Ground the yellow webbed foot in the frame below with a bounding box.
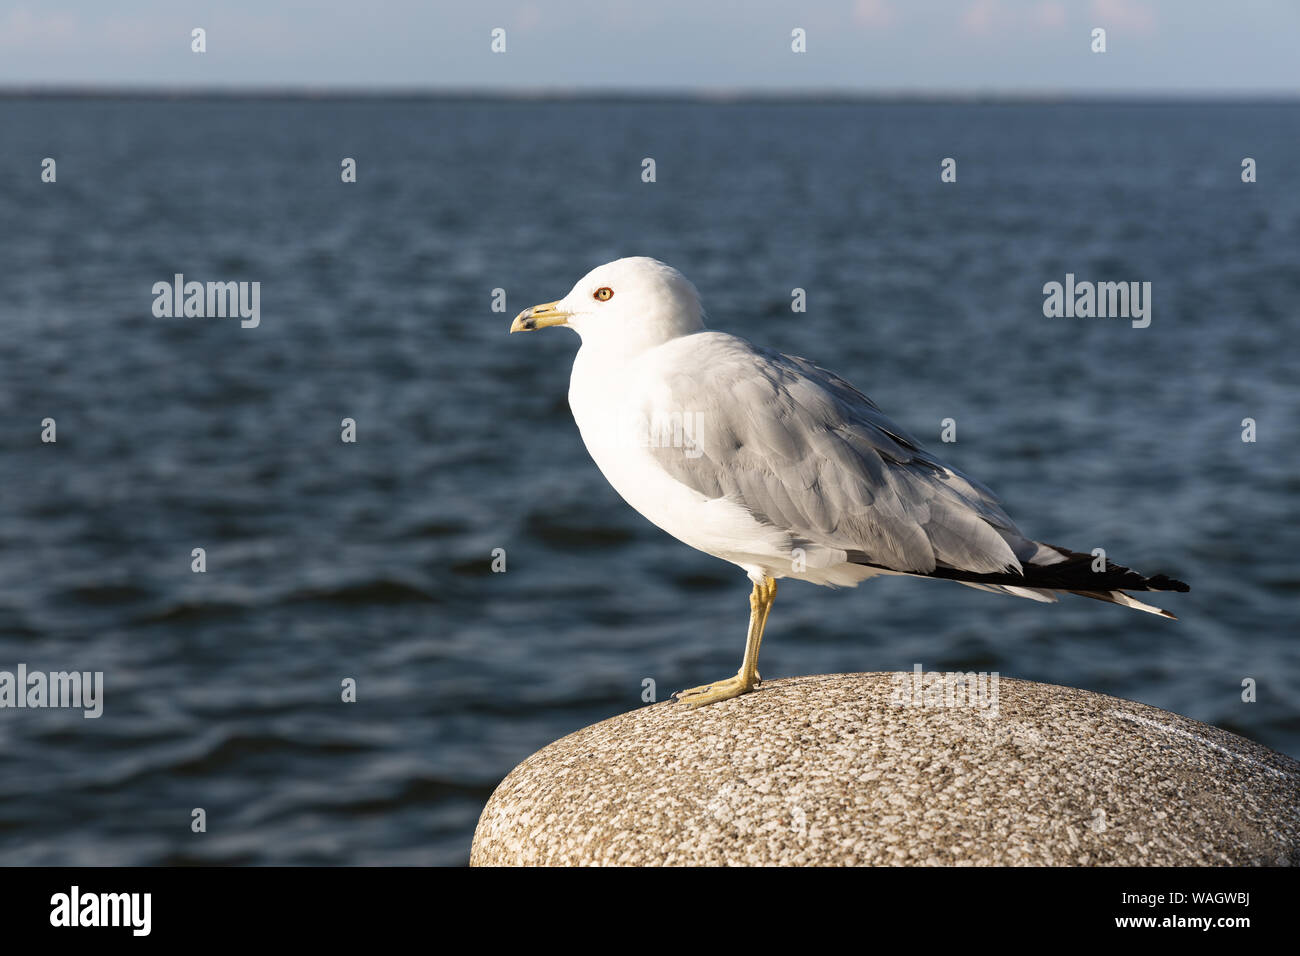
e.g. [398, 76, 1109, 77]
[673, 672, 759, 708]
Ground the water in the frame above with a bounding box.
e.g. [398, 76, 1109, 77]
[1, 97, 1297, 865]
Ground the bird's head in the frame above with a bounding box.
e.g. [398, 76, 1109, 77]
[510, 257, 705, 355]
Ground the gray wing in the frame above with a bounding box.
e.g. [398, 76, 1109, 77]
[643, 332, 1027, 575]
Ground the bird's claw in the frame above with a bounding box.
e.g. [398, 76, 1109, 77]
[673, 672, 759, 708]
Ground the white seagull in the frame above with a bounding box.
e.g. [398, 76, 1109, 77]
[511, 257, 1189, 707]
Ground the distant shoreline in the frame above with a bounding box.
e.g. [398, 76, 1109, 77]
[3, 87, 1299, 105]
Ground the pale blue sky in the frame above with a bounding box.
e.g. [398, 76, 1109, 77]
[1, 0, 1296, 94]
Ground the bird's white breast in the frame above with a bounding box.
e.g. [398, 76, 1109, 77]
[567, 341, 791, 576]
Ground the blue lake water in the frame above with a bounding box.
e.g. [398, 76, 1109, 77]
[0, 98, 1297, 864]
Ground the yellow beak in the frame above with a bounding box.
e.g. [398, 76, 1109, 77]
[510, 300, 572, 333]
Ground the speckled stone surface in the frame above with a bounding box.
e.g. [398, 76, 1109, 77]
[472, 673, 1300, 866]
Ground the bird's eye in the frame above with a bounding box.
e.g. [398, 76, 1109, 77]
[594, 287, 614, 302]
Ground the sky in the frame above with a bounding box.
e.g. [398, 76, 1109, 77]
[0, 0, 1297, 96]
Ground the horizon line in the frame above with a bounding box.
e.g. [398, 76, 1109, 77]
[2, 85, 1299, 104]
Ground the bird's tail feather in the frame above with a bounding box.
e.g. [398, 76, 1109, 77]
[957, 582, 1058, 603]
[883, 541, 1189, 618]
[1063, 587, 1179, 619]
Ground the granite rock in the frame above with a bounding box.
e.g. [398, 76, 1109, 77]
[472, 673, 1300, 866]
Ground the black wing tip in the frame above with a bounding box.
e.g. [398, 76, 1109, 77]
[1039, 543, 1189, 593]
[848, 544, 1191, 595]
[1144, 573, 1190, 593]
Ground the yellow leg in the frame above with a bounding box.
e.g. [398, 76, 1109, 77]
[751, 576, 776, 680]
[674, 576, 777, 708]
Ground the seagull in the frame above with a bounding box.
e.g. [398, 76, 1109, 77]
[510, 257, 1189, 707]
